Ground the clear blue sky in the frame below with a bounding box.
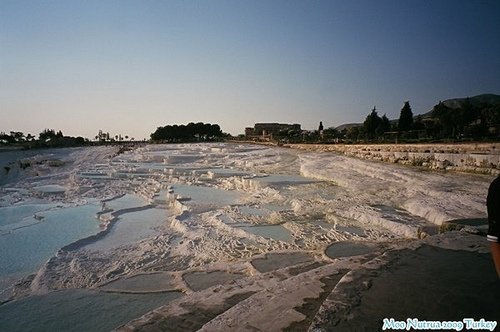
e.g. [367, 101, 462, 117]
[1, 0, 500, 139]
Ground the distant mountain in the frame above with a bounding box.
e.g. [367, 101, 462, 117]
[443, 93, 500, 108]
[335, 123, 362, 131]
[422, 93, 500, 116]
[333, 93, 500, 130]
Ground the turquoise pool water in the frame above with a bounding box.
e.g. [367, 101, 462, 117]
[0, 204, 101, 290]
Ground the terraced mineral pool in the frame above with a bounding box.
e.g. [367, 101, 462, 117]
[240, 224, 293, 242]
[163, 154, 204, 164]
[0, 203, 58, 229]
[84, 207, 167, 251]
[0, 289, 182, 332]
[0, 204, 101, 290]
[34, 185, 67, 194]
[101, 272, 176, 293]
[171, 184, 241, 207]
[104, 194, 148, 212]
[183, 271, 245, 292]
[251, 252, 314, 273]
[325, 241, 375, 259]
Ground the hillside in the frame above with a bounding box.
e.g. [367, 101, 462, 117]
[334, 123, 362, 131]
[421, 93, 500, 117]
[441, 93, 500, 109]
[334, 93, 500, 130]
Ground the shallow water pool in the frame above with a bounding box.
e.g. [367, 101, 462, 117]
[183, 271, 245, 292]
[34, 185, 67, 194]
[101, 272, 176, 293]
[171, 184, 241, 207]
[251, 252, 314, 273]
[0, 204, 101, 289]
[325, 241, 375, 259]
[85, 207, 167, 251]
[105, 194, 148, 212]
[240, 224, 293, 242]
[0, 203, 58, 228]
[254, 174, 316, 187]
[0, 289, 182, 332]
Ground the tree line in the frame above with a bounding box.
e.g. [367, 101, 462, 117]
[269, 96, 499, 144]
[354, 101, 414, 140]
[342, 98, 500, 142]
[94, 130, 134, 143]
[150, 122, 225, 142]
[0, 129, 88, 148]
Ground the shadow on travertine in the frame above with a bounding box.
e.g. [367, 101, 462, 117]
[310, 233, 499, 331]
[117, 232, 499, 332]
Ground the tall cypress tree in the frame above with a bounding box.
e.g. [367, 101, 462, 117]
[364, 107, 382, 139]
[398, 101, 413, 131]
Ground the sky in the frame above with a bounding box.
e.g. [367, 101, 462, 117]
[1, 0, 500, 140]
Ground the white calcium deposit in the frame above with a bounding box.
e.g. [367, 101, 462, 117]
[0, 143, 494, 331]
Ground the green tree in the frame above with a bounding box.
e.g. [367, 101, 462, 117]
[10, 131, 25, 142]
[150, 122, 224, 142]
[39, 129, 57, 141]
[412, 116, 426, 131]
[0, 132, 15, 144]
[460, 98, 477, 126]
[431, 102, 454, 137]
[398, 101, 413, 131]
[483, 104, 500, 126]
[323, 127, 338, 138]
[376, 114, 391, 136]
[363, 107, 381, 139]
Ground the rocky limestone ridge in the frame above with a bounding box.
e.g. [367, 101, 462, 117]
[288, 143, 500, 175]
